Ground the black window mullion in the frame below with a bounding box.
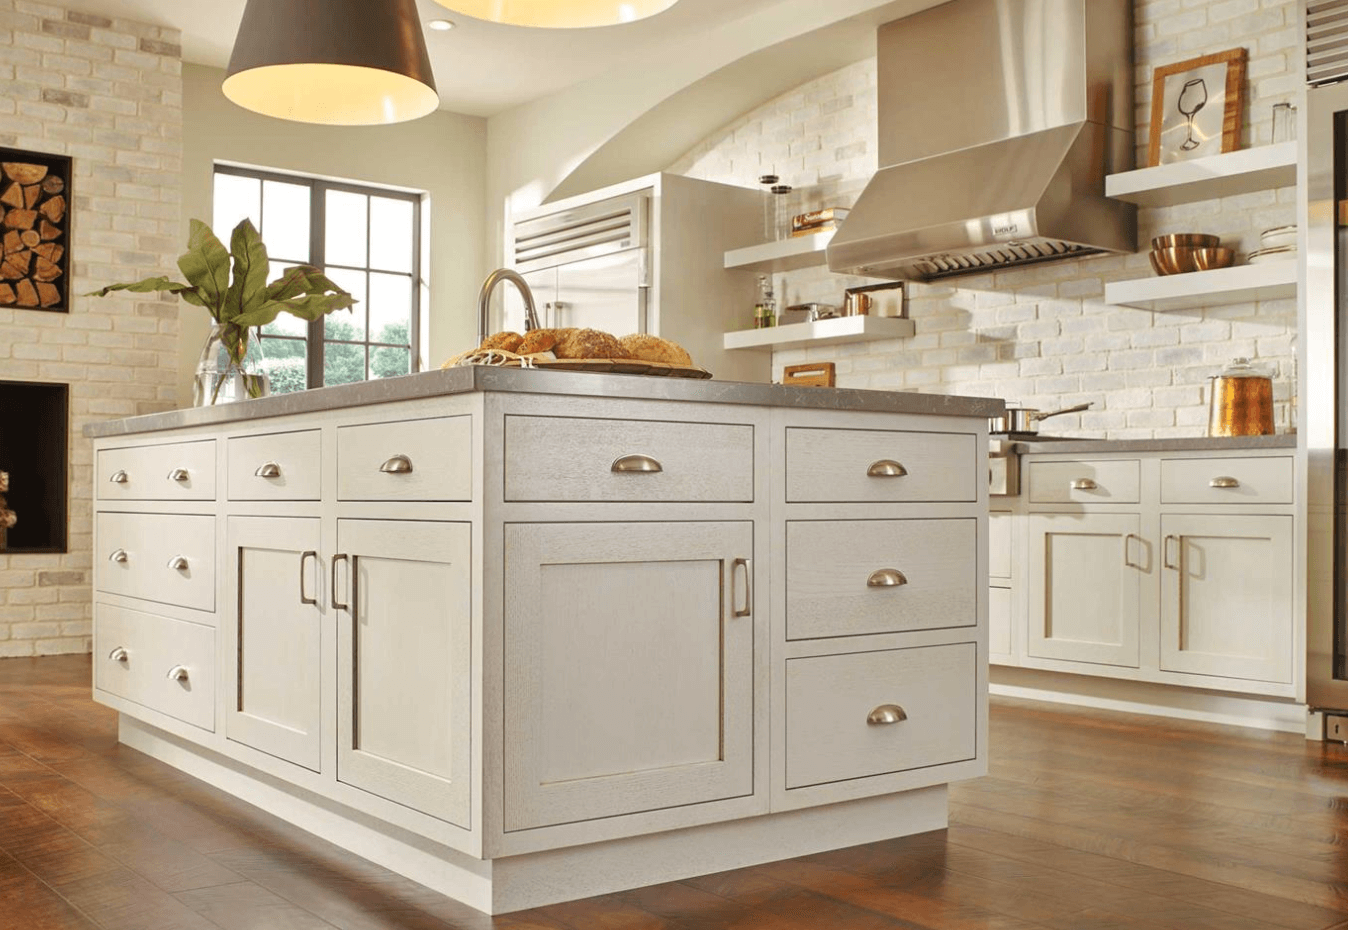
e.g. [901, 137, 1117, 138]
[308, 179, 325, 391]
[410, 194, 422, 373]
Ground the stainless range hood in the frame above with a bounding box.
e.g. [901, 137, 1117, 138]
[827, 0, 1137, 280]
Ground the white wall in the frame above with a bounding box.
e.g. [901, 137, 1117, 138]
[178, 63, 488, 405]
[667, 0, 1301, 439]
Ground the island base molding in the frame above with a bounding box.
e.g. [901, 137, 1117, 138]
[121, 716, 950, 915]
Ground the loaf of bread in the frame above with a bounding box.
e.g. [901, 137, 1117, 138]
[519, 328, 567, 355]
[480, 331, 523, 353]
[618, 333, 692, 366]
[553, 328, 630, 360]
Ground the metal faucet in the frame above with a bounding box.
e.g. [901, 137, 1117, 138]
[477, 268, 540, 345]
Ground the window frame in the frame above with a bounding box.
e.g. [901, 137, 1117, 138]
[213, 163, 424, 391]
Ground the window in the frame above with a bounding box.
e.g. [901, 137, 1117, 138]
[212, 165, 422, 394]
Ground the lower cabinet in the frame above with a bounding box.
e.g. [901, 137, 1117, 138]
[502, 521, 756, 832]
[1026, 513, 1142, 668]
[335, 519, 471, 827]
[1159, 514, 1293, 683]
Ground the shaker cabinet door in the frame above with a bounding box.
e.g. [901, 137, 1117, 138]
[503, 521, 756, 832]
[225, 516, 323, 772]
[335, 519, 471, 828]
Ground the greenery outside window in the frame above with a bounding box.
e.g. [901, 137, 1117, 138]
[212, 164, 422, 393]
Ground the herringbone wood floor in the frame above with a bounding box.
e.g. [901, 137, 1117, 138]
[2, 654, 1348, 929]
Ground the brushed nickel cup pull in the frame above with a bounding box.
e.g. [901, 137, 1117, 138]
[108, 647, 128, 662]
[109, 548, 128, 563]
[732, 558, 752, 618]
[867, 704, 908, 725]
[299, 550, 317, 606]
[255, 462, 282, 478]
[168, 468, 190, 482]
[167, 555, 188, 571]
[109, 469, 128, 484]
[867, 460, 908, 478]
[332, 554, 349, 611]
[1070, 478, 1098, 491]
[1210, 476, 1240, 489]
[166, 665, 189, 682]
[380, 454, 413, 474]
[867, 569, 908, 588]
[612, 454, 663, 474]
[1163, 535, 1180, 571]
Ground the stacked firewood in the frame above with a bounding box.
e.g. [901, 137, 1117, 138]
[0, 470, 14, 549]
[0, 161, 65, 308]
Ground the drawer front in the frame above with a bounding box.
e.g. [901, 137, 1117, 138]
[504, 415, 754, 503]
[98, 440, 216, 501]
[96, 512, 215, 612]
[1028, 459, 1140, 504]
[1160, 456, 1293, 505]
[787, 519, 976, 639]
[94, 602, 215, 730]
[337, 416, 472, 501]
[785, 428, 977, 503]
[989, 512, 1012, 580]
[786, 643, 976, 789]
[228, 430, 321, 501]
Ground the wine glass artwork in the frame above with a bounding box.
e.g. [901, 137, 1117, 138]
[1177, 78, 1208, 151]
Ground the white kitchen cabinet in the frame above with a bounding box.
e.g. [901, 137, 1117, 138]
[503, 521, 756, 831]
[336, 519, 472, 827]
[1159, 514, 1293, 683]
[1026, 513, 1142, 668]
[224, 516, 323, 772]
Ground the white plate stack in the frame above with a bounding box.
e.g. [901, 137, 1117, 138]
[1247, 225, 1298, 264]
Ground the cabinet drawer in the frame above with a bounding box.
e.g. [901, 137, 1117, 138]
[1160, 456, 1293, 505]
[337, 416, 472, 501]
[228, 430, 321, 501]
[786, 519, 976, 640]
[504, 415, 754, 503]
[94, 602, 215, 731]
[785, 428, 977, 503]
[785, 643, 976, 789]
[97, 440, 216, 501]
[96, 512, 215, 612]
[1028, 459, 1140, 504]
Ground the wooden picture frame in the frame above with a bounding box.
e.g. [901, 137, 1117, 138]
[1148, 48, 1247, 167]
[0, 147, 72, 313]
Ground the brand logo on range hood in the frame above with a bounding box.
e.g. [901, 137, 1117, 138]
[993, 223, 1020, 237]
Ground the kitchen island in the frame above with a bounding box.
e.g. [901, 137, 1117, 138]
[85, 368, 1002, 914]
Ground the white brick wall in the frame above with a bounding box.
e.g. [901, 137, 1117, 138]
[669, 0, 1301, 439]
[0, 1, 181, 657]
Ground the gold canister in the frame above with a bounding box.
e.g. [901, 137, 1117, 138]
[1207, 358, 1274, 437]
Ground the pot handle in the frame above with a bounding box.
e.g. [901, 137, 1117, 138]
[1032, 402, 1093, 421]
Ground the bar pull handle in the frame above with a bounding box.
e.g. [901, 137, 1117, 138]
[168, 468, 190, 482]
[867, 569, 908, 588]
[1210, 476, 1240, 489]
[379, 454, 413, 474]
[612, 454, 663, 474]
[109, 548, 128, 563]
[1070, 478, 1098, 491]
[332, 554, 349, 611]
[109, 469, 128, 484]
[867, 460, 908, 478]
[732, 558, 752, 618]
[255, 462, 282, 478]
[299, 550, 317, 606]
[1163, 535, 1180, 571]
[867, 704, 908, 725]
[1123, 534, 1142, 569]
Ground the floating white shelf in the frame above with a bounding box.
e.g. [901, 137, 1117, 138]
[1105, 143, 1297, 208]
[1104, 261, 1298, 312]
[723, 314, 915, 351]
[724, 230, 836, 273]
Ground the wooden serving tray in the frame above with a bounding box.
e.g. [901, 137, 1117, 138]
[442, 348, 712, 380]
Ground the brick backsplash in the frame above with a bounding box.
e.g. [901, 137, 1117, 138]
[668, 0, 1300, 439]
[0, 0, 181, 657]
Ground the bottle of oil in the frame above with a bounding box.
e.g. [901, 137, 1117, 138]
[754, 275, 776, 329]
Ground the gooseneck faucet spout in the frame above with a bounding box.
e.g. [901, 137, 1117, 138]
[477, 269, 539, 345]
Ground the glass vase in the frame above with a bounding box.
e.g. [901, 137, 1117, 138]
[193, 323, 271, 406]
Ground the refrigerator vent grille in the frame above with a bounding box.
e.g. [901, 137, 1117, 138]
[1308, 0, 1348, 86]
[512, 191, 648, 271]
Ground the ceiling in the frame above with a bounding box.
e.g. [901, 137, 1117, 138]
[54, 0, 813, 117]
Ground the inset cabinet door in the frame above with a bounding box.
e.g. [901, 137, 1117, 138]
[1159, 514, 1293, 683]
[335, 520, 471, 828]
[1027, 513, 1143, 667]
[225, 516, 323, 771]
[504, 521, 756, 832]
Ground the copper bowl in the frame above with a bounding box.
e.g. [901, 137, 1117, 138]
[1192, 247, 1235, 271]
[1150, 247, 1201, 276]
[1152, 233, 1221, 250]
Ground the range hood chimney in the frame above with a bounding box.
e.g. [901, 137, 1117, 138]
[826, 0, 1137, 280]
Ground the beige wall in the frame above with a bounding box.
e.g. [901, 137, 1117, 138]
[178, 63, 488, 406]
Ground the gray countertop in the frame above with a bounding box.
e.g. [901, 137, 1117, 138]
[84, 366, 1006, 439]
[1012, 434, 1298, 454]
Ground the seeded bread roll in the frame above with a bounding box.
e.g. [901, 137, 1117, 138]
[480, 331, 524, 353]
[554, 328, 630, 360]
[618, 333, 692, 366]
[518, 328, 567, 355]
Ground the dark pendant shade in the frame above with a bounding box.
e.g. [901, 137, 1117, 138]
[224, 0, 439, 125]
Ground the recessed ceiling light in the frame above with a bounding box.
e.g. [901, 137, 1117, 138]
[427, 18, 455, 30]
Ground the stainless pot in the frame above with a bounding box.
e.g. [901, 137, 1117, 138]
[989, 402, 1093, 435]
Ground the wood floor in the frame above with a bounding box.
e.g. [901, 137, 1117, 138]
[2, 657, 1348, 930]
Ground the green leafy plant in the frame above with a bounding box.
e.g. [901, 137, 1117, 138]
[89, 218, 356, 401]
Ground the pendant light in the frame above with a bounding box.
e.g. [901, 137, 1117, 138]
[223, 0, 439, 126]
[431, 0, 680, 29]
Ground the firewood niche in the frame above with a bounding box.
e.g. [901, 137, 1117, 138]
[0, 148, 71, 312]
